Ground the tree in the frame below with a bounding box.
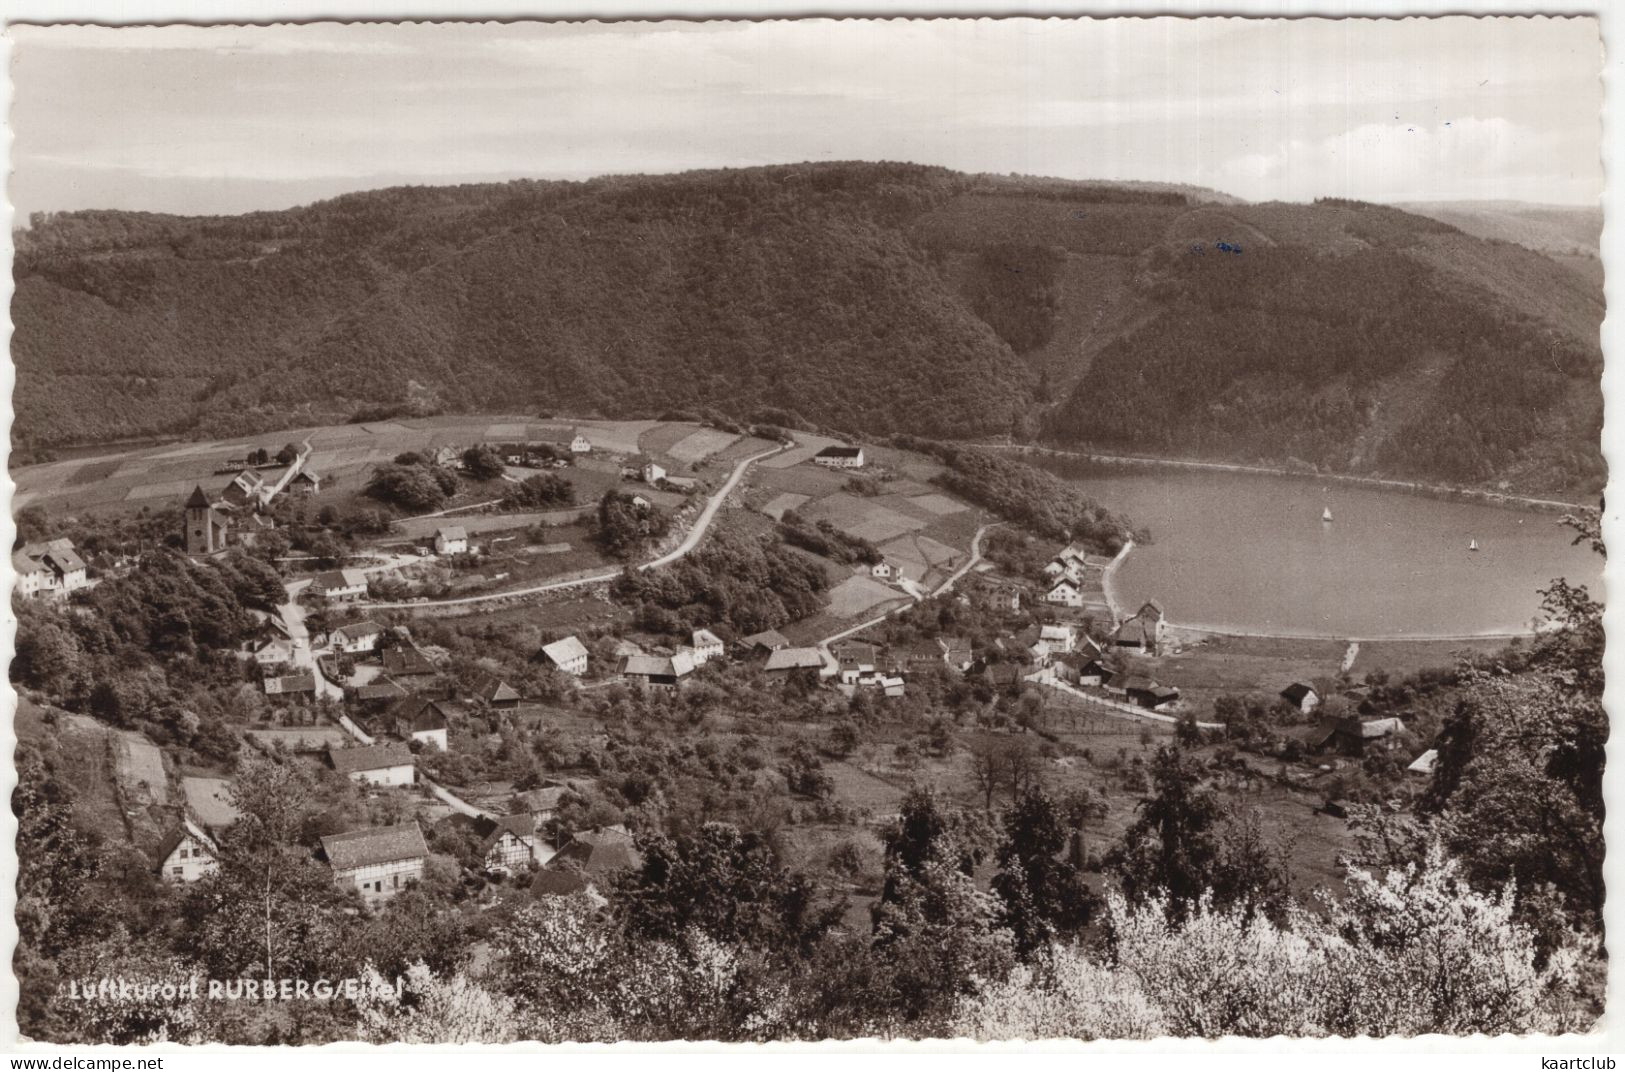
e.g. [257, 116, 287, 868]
[594, 490, 672, 558]
[15, 504, 50, 548]
[276, 442, 301, 465]
[1418, 510, 1604, 934]
[365, 464, 448, 513]
[1109, 747, 1288, 920]
[461, 444, 506, 481]
[613, 822, 840, 956]
[503, 472, 576, 509]
[353, 964, 517, 1044]
[991, 789, 1100, 956]
[967, 733, 1038, 811]
[780, 741, 833, 800]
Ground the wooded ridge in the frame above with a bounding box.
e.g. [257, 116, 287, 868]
[14, 163, 1602, 497]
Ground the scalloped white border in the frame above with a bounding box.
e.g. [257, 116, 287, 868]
[0, 1, 1616, 1059]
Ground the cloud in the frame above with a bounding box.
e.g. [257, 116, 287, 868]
[1209, 116, 1592, 203]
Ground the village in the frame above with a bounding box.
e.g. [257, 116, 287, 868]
[13, 414, 1440, 914]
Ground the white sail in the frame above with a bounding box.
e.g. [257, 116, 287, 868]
[1322, 506, 1333, 522]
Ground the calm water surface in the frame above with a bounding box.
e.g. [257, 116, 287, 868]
[1076, 469, 1600, 638]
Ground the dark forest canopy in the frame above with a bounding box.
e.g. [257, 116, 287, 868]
[13, 162, 1602, 497]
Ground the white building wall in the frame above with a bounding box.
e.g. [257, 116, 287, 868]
[335, 858, 423, 903]
[348, 764, 416, 787]
[160, 840, 219, 883]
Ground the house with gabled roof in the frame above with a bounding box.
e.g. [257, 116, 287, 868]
[1113, 601, 1168, 656]
[691, 628, 725, 665]
[154, 817, 220, 884]
[741, 629, 791, 654]
[548, 826, 642, 878]
[1279, 682, 1321, 714]
[1039, 623, 1078, 654]
[387, 696, 451, 750]
[540, 635, 589, 677]
[570, 431, 593, 454]
[14, 537, 89, 599]
[288, 468, 322, 496]
[833, 641, 881, 686]
[763, 647, 826, 675]
[327, 742, 416, 786]
[381, 644, 438, 680]
[478, 813, 554, 872]
[434, 526, 469, 556]
[621, 651, 697, 692]
[263, 671, 316, 697]
[1309, 716, 1405, 756]
[311, 568, 368, 602]
[320, 823, 428, 904]
[1045, 579, 1083, 608]
[354, 680, 408, 705]
[332, 620, 384, 654]
[514, 785, 569, 825]
[813, 445, 865, 469]
[469, 671, 522, 709]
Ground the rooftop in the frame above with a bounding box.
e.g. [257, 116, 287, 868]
[327, 742, 415, 775]
[320, 823, 429, 871]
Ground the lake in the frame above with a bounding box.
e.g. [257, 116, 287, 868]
[1070, 468, 1600, 638]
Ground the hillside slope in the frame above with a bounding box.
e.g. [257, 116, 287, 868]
[13, 165, 1604, 496]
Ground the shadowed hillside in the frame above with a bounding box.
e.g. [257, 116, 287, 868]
[13, 165, 1604, 496]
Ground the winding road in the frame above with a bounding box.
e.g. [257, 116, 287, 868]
[361, 440, 791, 610]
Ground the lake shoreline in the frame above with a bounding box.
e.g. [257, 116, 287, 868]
[990, 443, 1592, 514]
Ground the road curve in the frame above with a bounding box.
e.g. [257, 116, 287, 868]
[362, 440, 791, 610]
[818, 522, 999, 654]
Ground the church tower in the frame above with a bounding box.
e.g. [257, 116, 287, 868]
[184, 485, 219, 555]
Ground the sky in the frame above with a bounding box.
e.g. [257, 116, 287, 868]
[7, 16, 1605, 218]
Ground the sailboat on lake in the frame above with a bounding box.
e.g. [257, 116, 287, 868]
[1469, 538, 1479, 552]
[1322, 505, 1333, 523]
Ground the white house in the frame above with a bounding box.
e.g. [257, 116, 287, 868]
[332, 621, 384, 654]
[250, 639, 296, 666]
[434, 526, 469, 556]
[871, 560, 895, 580]
[321, 824, 428, 905]
[311, 568, 368, 602]
[13, 538, 89, 599]
[327, 742, 416, 787]
[155, 818, 220, 883]
[691, 629, 725, 665]
[1039, 623, 1078, 654]
[570, 432, 593, 454]
[389, 696, 451, 751]
[481, 813, 553, 872]
[1280, 682, 1322, 714]
[641, 462, 667, 485]
[1113, 601, 1168, 656]
[1045, 579, 1083, 607]
[631, 494, 652, 509]
[541, 635, 589, 676]
[813, 445, 865, 469]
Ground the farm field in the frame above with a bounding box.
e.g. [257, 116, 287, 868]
[13, 415, 737, 520]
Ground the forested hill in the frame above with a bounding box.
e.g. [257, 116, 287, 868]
[13, 164, 1603, 496]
